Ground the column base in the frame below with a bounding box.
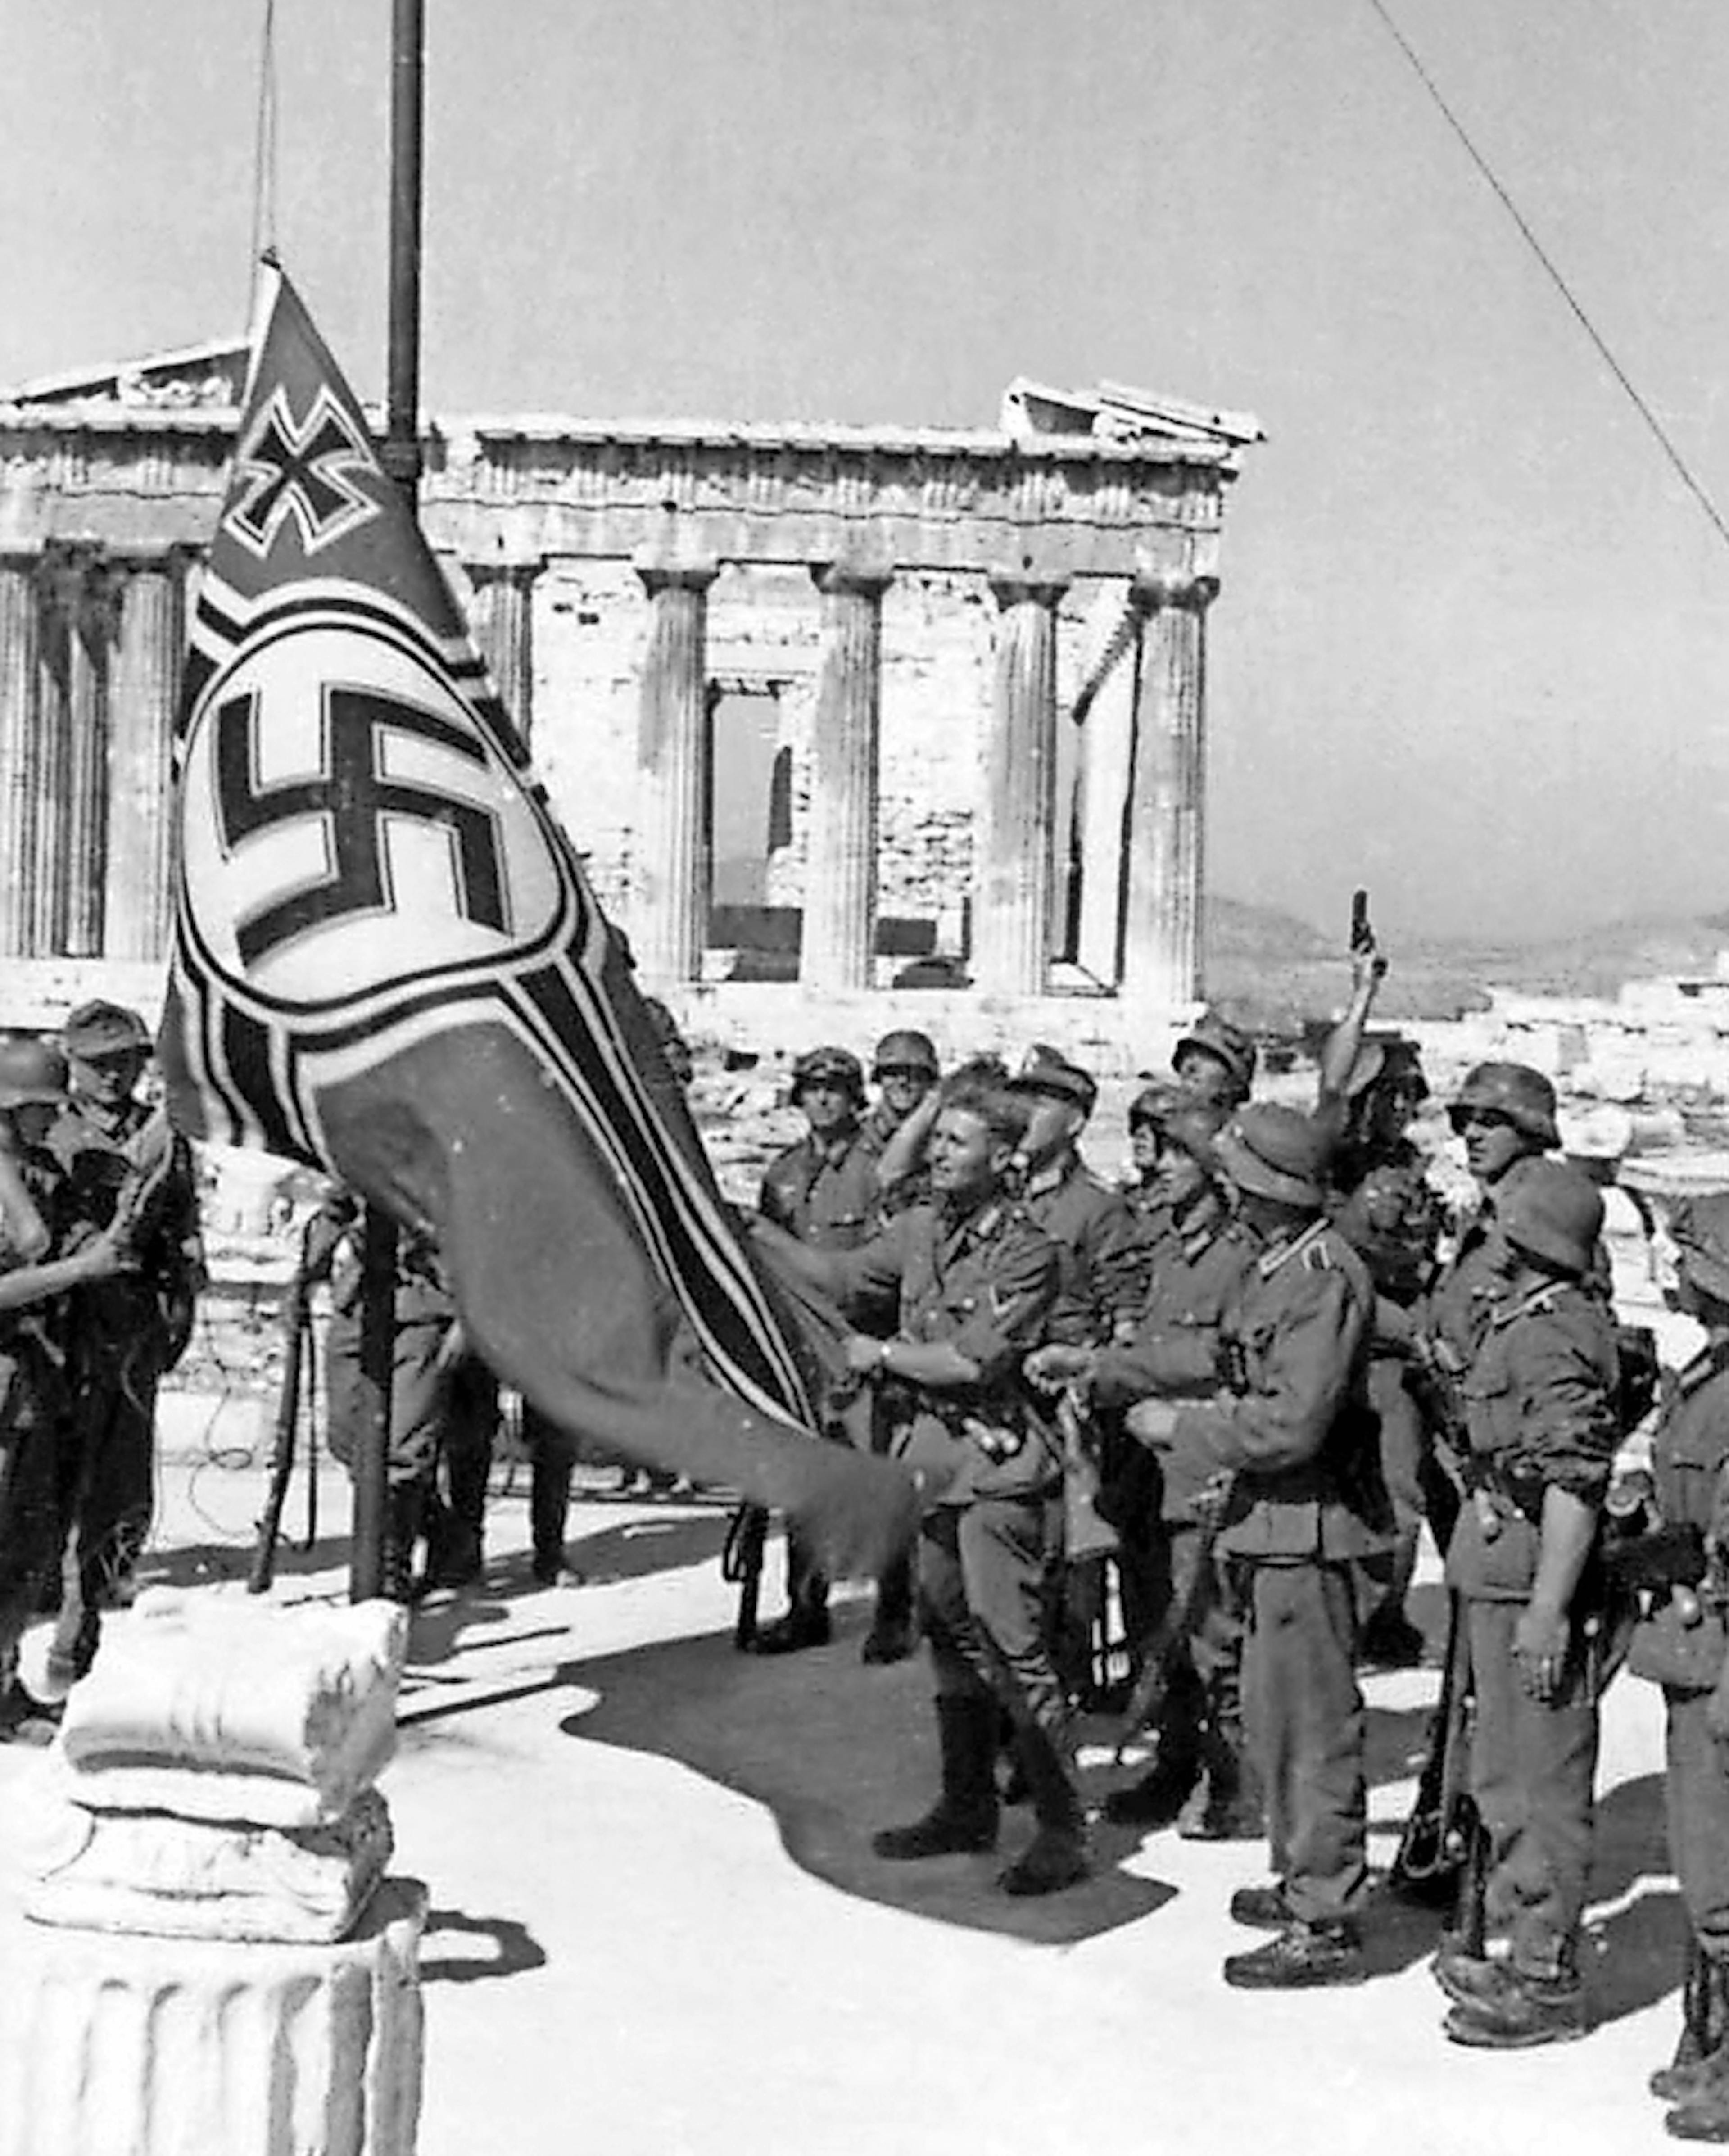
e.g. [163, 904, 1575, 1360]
[0, 1876, 427, 2156]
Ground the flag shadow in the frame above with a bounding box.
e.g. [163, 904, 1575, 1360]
[556, 1607, 1175, 1945]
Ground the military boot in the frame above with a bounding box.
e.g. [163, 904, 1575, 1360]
[1443, 1958, 1589, 2050]
[1223, 1920, 1366, 1989]
[750, 1532, 832, 1654]
[1654, 1943, 1729, 2102]
[873, 1699, 1000, 1860]
[860, 1554, 917, 1666]
[426, 1440, 490, 1589]
[998, 1720, 1090, 1898]
[381, 1481, 429, 1606]
[1105, 1663, 1204, 1827]
[1667, 2039, 1729, 2145]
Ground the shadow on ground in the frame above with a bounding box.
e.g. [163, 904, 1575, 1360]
[556, 1602, 1176, 1946]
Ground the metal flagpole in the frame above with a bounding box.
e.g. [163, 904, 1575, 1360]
[352, 0, 425, 1603]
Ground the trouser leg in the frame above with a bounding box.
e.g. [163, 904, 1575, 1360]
[1244, 1560, 1371, 1924]
[525, 1405, 577, 1574]
[1466, 1599, 1598, 1978]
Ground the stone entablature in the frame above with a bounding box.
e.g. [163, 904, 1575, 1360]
[0, 379, 1254, 1008]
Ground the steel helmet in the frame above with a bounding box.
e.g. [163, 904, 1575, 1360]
[1213, 1103, 1332, 1210]
[1447, 1062, 1559, 1148]
[0, 1037, 71, 1109]
[790, 1045, 866, 1105]
[871, 1029, 939, 1080]
[1159, 1100, 1231, 1173]
[1670, 1195, 1729, 1306]
[1172, 1010, 1258, 1103]
[1494, 1158, 1604, 1276]
[1127, 1079, 1186, 1131]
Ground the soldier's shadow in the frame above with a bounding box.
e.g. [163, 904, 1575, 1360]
[1585, 1771, 1685, 2027]
[556, 1608, 1176, 1945]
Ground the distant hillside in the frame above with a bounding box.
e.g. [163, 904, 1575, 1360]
[1203, 897, 1729, 1028]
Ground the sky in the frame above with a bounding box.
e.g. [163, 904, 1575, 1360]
[5, 0, 1729, 942]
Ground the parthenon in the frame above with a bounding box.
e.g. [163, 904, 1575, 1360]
[0, 345, 1260, 1030]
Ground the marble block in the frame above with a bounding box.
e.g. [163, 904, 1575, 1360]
[57, 1595, 406, 1827]
[21, 1788, 394, 1943]
[0, 1876, 427, 2156]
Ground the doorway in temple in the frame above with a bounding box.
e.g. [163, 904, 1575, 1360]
[706, 685, 788, 924]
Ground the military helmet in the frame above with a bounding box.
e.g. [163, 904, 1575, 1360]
[1213, 1103, 1332, 1210]
[1159, 1100, 1231, 1173]
[1127, 1079, 1186, 1131]
[63, 1000, 152, 1061]
[1172, 1010, 1258, 1103]
[1670, 1194, 1729, 1307]
[790, 1045, 866, 1104]
[0, 1037, 71, 1109]
[1494, 1158, 1604, 1276]
[1343, 1034, 1429, 1105]
[872, 1029, 939, 1080]
[1008, 1050, 1097, 1117]
[1447, 1062, 1559, 1148]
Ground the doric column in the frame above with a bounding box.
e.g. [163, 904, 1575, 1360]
[801, 558, 891, 991]
[466, 557, 541, 744]
[0, 553, 40, 958]
[1122, 568, 1218, 1007]
[630, 548, 718, 983]
[1073, 580, 1138, 985]
[973, 569, 1069, 996]
[107, 549, 186, 962]
[65, 560, 114, 957]
[28, 562, 75, 957]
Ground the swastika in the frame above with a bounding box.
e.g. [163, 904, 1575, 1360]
[225, 385, 380, 561]
[215, 686, 509, 966]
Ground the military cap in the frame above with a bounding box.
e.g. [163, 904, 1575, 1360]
[63, 1001, 152, 1060]
[1213, 1103, 1332, 1210]
[1494, 1157, 1604, 1277]
[872, 1029, 939, 1079]
[1008, 1050, 1098, 1116]
[790, 1045, 866, 1102]
[1670, 1194, 1729, 1307]
[1172, 1010, 1258, 1100]
[1447, 1062, 1559, 1148]
[0, 1037, 70, 1109]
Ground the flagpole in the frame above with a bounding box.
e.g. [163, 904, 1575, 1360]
[351, 0, 425, 1604]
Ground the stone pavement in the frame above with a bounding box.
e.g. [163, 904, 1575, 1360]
[0, 1443, 1699, 2156]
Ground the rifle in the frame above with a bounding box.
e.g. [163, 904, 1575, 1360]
[1390, 1588, 1484, 1935]
[723, 1502, 769, 1651]
[247, 1227, 316, 1595]
[1110, 1489, 1229, 1764]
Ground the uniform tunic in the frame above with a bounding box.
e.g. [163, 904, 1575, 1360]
[760, 1126, 882, 1252]
[1443, 1278, 1620, 1976]
[0, 1145, 77, 1659]
[1163, 1217, 1391, 1923]
[1019, 1156, 1141, 1346]
[835, 1199, 1066, 1732]
[1628, 1341, 1729, 1958]
[48, 1096, 202, 1602]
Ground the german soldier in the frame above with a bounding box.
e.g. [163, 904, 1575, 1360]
[1171, 1009, 1258, 1113]
[754, 1080, 1084, 1895]
[750, 1046, 885, 1653]
[1137, 1103, 1393, 1986]
[0, 1043, 137, 1735]
[1027, 1095, 1264, 1838]
[1432, 1158, 1620, 2049]
[48, 1001, 202, 1671]
[1619, 1197, 1729, 2134]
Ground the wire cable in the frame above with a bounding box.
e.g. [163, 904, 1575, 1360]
[1364, 0, 1729, 558]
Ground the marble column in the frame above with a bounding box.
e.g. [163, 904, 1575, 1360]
[1122, 568, 1218, 1007]
[1074, 580, 1138, 985]
[0, 553, 39, 958]
[467, 557, 540, 745]
[801, 558, 891, 991]
[27, 563, 75, 957]
[973, 569, 1069, 996]
[64, 561, 113, 958]
[630, 549, 718, 983]
[106, 549, 186, 962]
